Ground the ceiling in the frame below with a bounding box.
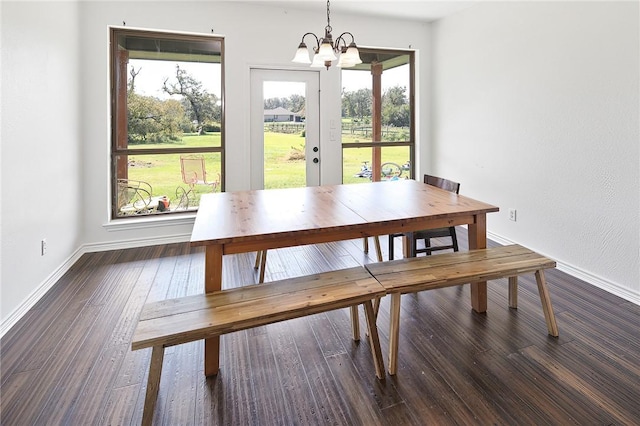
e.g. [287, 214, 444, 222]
[240, 1, 478, 23]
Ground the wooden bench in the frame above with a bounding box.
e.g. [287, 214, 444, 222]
[365, 244, 559, 375]
[131, 267, 387, 426]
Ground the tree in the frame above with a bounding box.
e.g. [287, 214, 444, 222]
[382, 85, 410, 128]
[129, 66, 141, 93]
[288, 94, 305, 114]
[263, 94, 306, 114]
[341, 88, 372, 120]
[163, 65, 221, 135]
[264, 97, 285, 110]
[127, 93, 189, 144]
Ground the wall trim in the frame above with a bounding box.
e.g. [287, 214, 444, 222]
[3, 230, 637, 338]
[0, 247, 84, 338]
[0, 232, 191, 339]
[488, 231, 640, 306]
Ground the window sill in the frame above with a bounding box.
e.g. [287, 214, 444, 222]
[103, 212, 197, 232]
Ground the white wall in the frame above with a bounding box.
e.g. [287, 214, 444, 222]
[0, 1, 430, 328]
[431, 1, 640, 302]
[1, 2, 83, 329]
[77, 1, 430, 247]
[4, 0, 636, 333]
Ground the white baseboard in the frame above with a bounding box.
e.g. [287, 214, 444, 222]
[0, 247, 84, 338]
[488, 231, 640, 306]
[0, 233, 191, 339]
[3, 231, 638, 338]
[82, 233, 191, 253]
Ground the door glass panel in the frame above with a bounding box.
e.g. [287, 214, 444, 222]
[263, 81, 307, 189]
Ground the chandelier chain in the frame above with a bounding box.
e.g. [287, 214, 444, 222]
[326, 0, 332, 32]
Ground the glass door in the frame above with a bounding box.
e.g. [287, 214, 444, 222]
[250, 69, 320, 189]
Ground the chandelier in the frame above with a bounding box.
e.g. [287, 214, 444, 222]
[291, 0, 363, 70]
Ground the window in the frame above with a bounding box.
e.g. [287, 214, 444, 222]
[110, 28, 224, 219]
[341, 49, 414, 184]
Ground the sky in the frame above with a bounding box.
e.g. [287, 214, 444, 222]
[263, 65, 409, 99]
[130, 59, 221, 99]
[130, 59, 409, 100]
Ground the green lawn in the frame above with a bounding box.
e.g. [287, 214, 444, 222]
[124, 131, 412, 209]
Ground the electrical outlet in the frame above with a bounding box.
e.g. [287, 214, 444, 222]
[41, 239, 47, 256]
[508, 208, 517, 222]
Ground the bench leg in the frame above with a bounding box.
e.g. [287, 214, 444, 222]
[535, 270, 559, 337]
[373, 296, 381, 318]
[388, 293, 401, 375]
[258, 250, 267, 284]
[373, 236, 383, 262]
[508, 276, 518, 309]
[364, 296, 382, 339]
[142, 346, 165, 426]
[350, 305, 360, 341]
[363, 300, 386, 380]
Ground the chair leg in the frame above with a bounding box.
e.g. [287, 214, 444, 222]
[388, 235, 395, 261]
[425, 238, 432, 255]
[535, 270, 559, 337]
[450, 226, 459, 252]
[142, 346, 165, 426]
[363, 237, 369, 254]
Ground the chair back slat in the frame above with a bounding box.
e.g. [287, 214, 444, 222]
[424, 175, 460, 194]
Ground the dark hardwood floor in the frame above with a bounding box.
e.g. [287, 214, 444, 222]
[2, 233, 639, 425]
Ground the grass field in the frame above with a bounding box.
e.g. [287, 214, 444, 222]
[124, 130, 411, 209]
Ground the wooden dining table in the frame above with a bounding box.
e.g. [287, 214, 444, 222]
[191, 179, 499, 376]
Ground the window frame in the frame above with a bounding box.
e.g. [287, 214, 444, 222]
[341, 48, 415, 182]
[109, 27, 225, 220]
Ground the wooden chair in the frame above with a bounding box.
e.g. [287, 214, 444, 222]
[388, 174, 460, 260]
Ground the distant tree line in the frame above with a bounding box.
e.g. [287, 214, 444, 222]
[342, 85, 410, 128]
[263, 86, 410, 128]
[263, 95, 305, 115]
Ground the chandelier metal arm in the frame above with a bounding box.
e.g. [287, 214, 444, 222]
[299, 32, 320, 50]
[335, 32, 356, 51]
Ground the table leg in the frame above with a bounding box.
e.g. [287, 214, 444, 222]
[468, 214, 488, 313]
[204, 244, 223, 376]
[402, 232, 415, 258]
